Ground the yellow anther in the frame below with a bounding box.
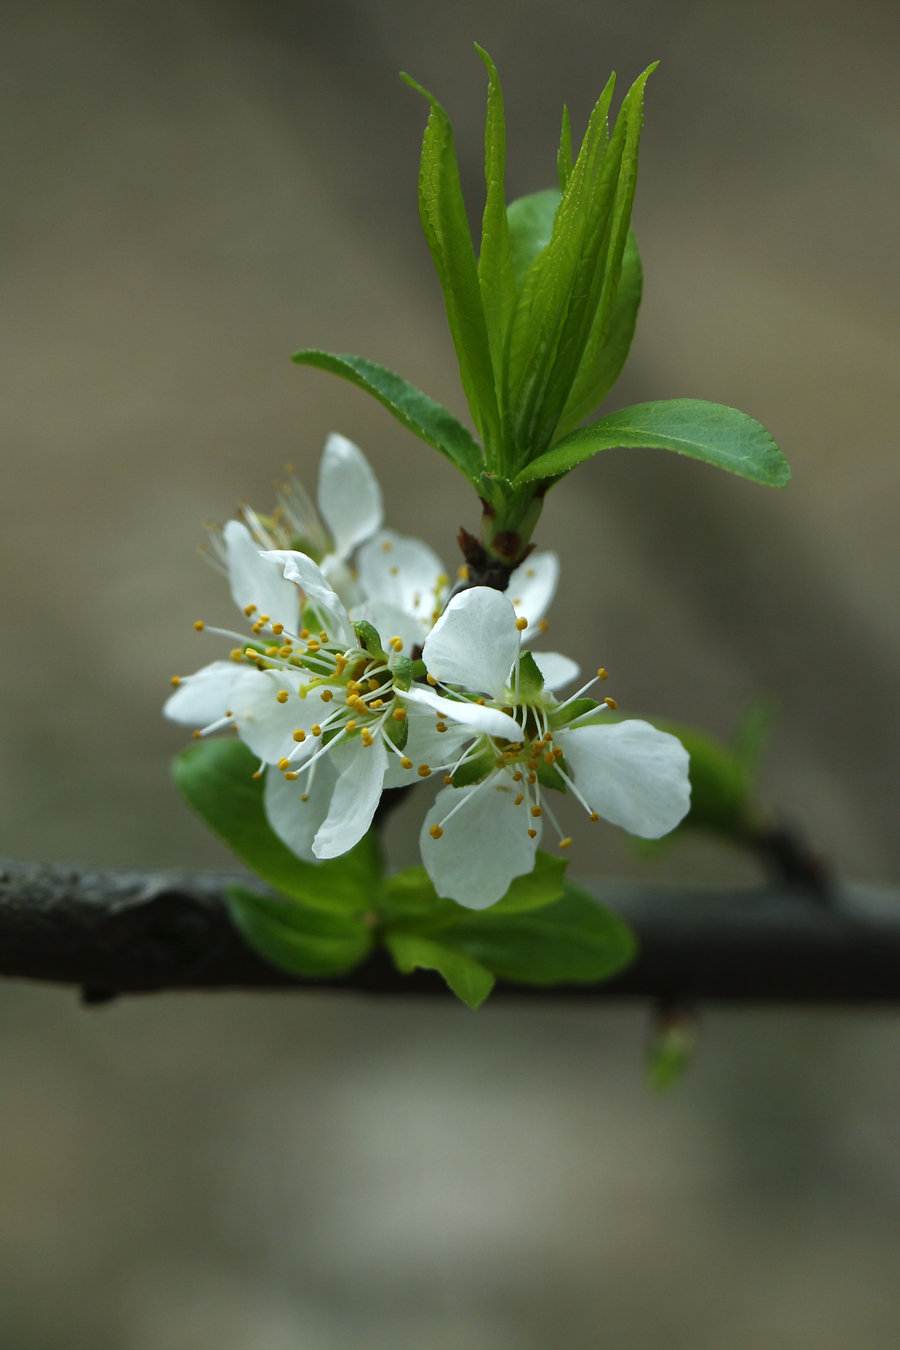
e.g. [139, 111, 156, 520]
[346, 680, 360, 694]
[230, 648, 244, 663]
[292, 729, 306, 743]
[368, 678, 380, 691]
[589, 812, 599, 822]
[429, 824, 444, 840]
[380, 539, 393, 551]
[528, 773, 537, 784]
[276, 690, 289, 704]
[512, 771, 523, 782]
[306, 639, 320, 653]
[345, 719, 357, 732]
[457, 564, 469, 580]
[361, 728, 374, 747]
[277, 757, 290, 771]
[538, 619, 549, 633]
[192, 729, 201, 739]
[436, 721, 447, 733]
[311, 723, 322, 736]
[476, 697, 485, 706]
[390, 566, 399, 576]
[251, 621, 264, 634]
[284, 771, 300, 781]
[417, 764, 432, 778]
[597, 668, 608, 680]
[604, 697, 618, 710]
[244, 604, 257, 617]
[514, 793, 524, 806]
[272, 623, 284, 636]
[258, 614, 270, 624]
[320, 689, 334, 703]
[443, 774, 453, 784]
[515, 617, 528, 631]
[559, 837, 573, 850]
[544, 751, 555, 765]
[335, 655, 347, 675]
[401, 757, 413, 770]
[300, 629, 310, 640]
[193, 620, 205, 631]
[531, 805, 543, 818]
[301, 793, 309, 802]
[392, 707, 407, 722]
[371, 698, 385, 709]
[390, 636, 403, 652]
[427, 674, 437, 686]
[279, 645, 293, 659]
[266, 646, 279, 657]
[528, 828, 538, 839]
[170, 675, 181, 686]
[527, 759, 538, 771]
[319, 630, 328, 641]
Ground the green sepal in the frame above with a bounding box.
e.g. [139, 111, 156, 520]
[384, 931, 495, 1010]
[515, 399, 791, 489]
[451, 744, 496, 788]
[291, 349, 484, 484]
[647, 1013, 695, 1092]
[227, 885, 374, 979]
[391, 654, 414, 691]
[535, 754, 567, 791]
[382, 711, 409, 753]
[173, 739, 381, 914]
[515, 649, 545, 701]
[353, 619, 385, 659]
[550, 696, 604, 728]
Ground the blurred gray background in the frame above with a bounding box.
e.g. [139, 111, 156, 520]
[1, 0, 899, 1345]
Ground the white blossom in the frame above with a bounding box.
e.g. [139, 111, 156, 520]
[415, 588, 692, 909]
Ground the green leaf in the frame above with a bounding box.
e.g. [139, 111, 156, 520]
[503, 67, 655, 469]
[173, 739, 379, 913]
[385, 930, 495, 1009]
[227, 885, 374, 978]
[515, 649, 545, 702]
[554, 228, 643, 438]
[402, 73, 502, 458]
[291, 350, 484, 484]
[449, 881, 636, 986]
[487, 850, 569, 914]
[515, 398, 791, 488]
[507, 188, 560, 290]
[475, 46, 516, 386]
[557, 105, 573, 192]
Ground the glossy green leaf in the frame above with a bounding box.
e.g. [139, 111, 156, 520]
[227, 885, 374, 978]
[557, 105, 573, 192]
[385, 930, 495, 1009]
[475, 46, 516, 384]
[554, 228, 643, 438]
[450, 881, 636, 985]
[402, 73, 501, 457]
[487, 850, 569, 914]
[291, 350, 483, 483]
[173, 739, 379, 913]
[516, 399, 790, 488]
[507, 188, 560, 290]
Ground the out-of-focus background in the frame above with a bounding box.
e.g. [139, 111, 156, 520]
[1, 0, 898, 1345]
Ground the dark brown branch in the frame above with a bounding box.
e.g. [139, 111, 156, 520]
[1, 860, 900, 1004]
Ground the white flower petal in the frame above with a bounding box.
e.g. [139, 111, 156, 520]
[349, 599, 423, 656]
[164, 660, 241, 726]
[356, 529, 447, 629]
[531, 650, 580, 690]
[224, 521, 301, 631]
[261, 549, 355, 646]
[507, 551, 559, 631]
[317, 433, 383, 560]
[228, 667, 313, 763]
[312, 737, 388, 859]
[403, 685, 523, 740]
[422, 587, 519, 699]
[420, 776, 541, 909]
[263, 758, 338, 862]
[559, 719, 691, 838]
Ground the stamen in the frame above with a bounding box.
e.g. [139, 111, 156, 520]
[276, 690, 289, 704]
[429, 824, 443, 840]
[193, 620, 205, 631]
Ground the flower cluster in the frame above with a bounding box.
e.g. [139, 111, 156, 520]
[166, 437, 690, 908]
